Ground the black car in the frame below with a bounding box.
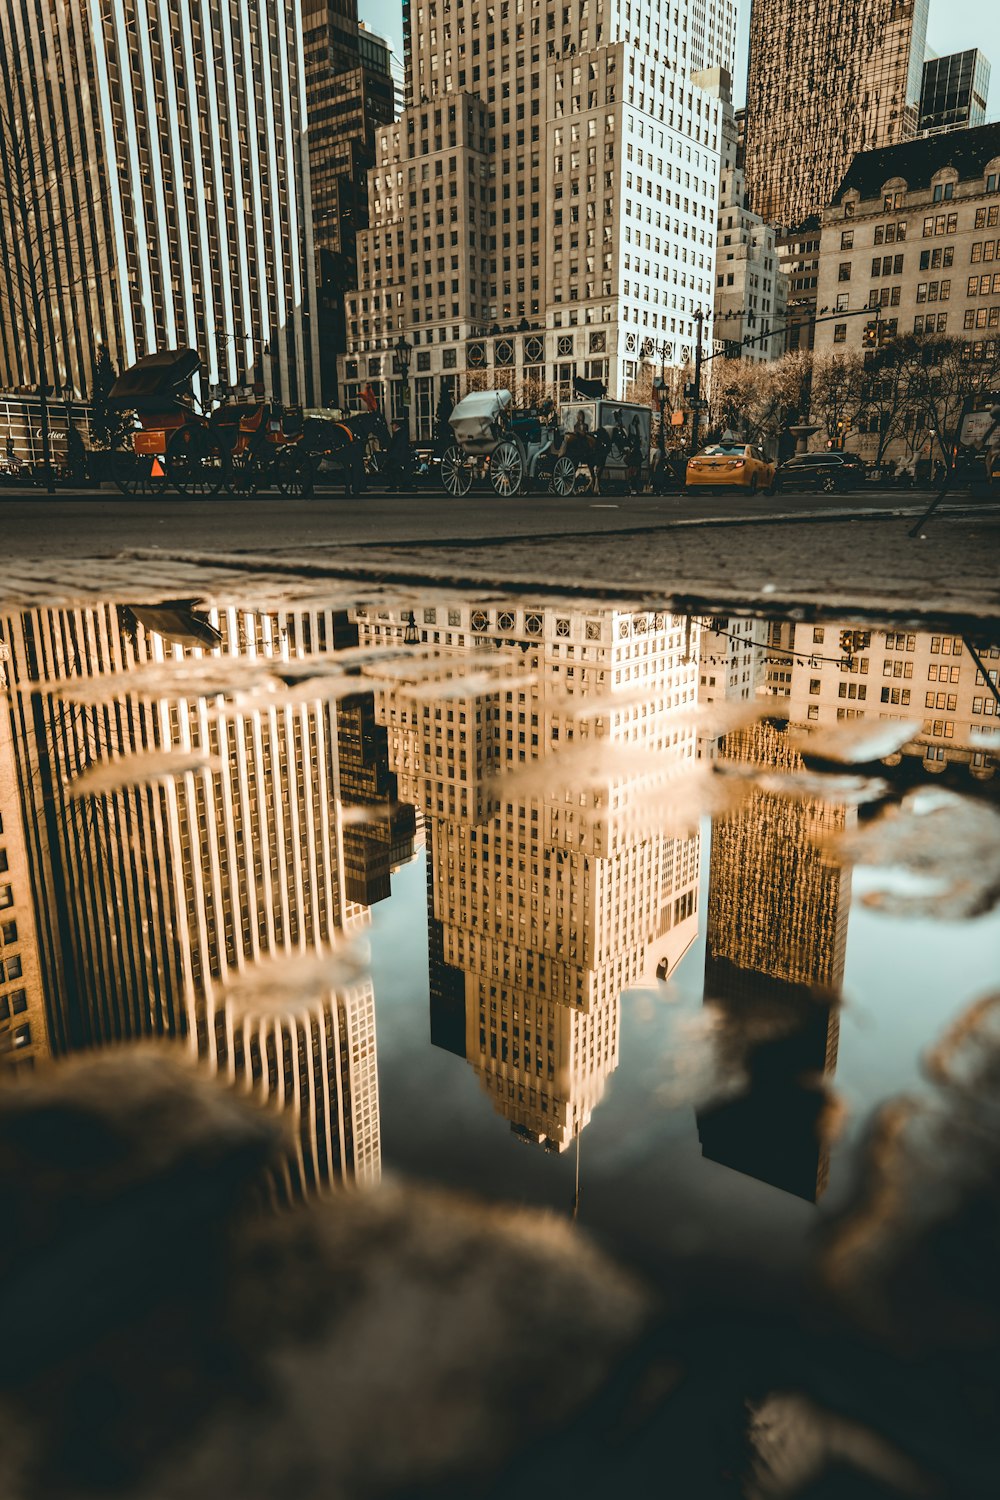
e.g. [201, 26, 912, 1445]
[775, 452, 867, 493]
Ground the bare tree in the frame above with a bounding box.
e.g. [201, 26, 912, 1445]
[904, 336, 1000, 473]
[810, 351, 865, 448]
[706, 353, 812, 454]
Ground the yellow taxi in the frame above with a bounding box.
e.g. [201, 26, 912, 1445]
[685, 442, 776, 494]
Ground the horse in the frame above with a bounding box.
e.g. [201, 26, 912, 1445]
[303, 407, 392, 494]
[561, 425, 613, 493]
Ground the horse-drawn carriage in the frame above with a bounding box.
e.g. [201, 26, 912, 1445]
[439, 390, 653, 498]
[440, 390, 575, 497]
[108, 348, 388, 498]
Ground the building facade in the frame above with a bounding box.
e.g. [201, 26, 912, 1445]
[709, 71, 787, 362]
[763, 620, 1000, 780]
[0, 602, 414, 1189]
[337, 0, 737, 433]
[303, 1, 397, 401]
[698, 720, 849, 1202]
[743, 0, 928, 231]
[812, 123, 1000, 364]
[0, 0, 319, 406]
[354, 601, 702, 1149]
[919, 50, 991, 137]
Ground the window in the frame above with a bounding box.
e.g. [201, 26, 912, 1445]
[840, 229, 854, 250]
[833, 323, 847, 343]
[838, 262, 851, 282]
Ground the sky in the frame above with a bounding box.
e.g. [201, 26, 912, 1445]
[359, 0, 1000, 120]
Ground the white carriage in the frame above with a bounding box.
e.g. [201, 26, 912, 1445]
[440, 390, 571, 497]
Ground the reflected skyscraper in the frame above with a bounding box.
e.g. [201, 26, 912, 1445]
[0, 603, 412, 1193]
[355, 602, 702, 1151]
[698, 721, 850, 1201]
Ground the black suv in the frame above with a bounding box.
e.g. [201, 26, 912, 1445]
[775, 452, 867, 493]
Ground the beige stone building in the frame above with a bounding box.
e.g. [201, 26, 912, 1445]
[760, 619, 999, 779]
[813, 122, 1000, 366]
[355, 601, 702, 1149]
[337, 0, 738, 433]
[707, 72, 787, 362]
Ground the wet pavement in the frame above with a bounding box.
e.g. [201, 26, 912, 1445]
[1, 578, 999, 1498]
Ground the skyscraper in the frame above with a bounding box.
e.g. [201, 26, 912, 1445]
[743, 0, 929, 230]
[303, 0, 397, 399]
[918, 50, 991, 136]
[698, 722, 851, 1202]
[0, 603, 405, 1193]
[355, 601, 702, 1150]
[0, 1, 319, 405]
[337, 0, 736, 431]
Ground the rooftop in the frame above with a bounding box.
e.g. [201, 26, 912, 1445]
[831, 120, 1000, 205]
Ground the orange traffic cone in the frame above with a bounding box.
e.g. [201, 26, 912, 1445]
[150, 455, 165, 478]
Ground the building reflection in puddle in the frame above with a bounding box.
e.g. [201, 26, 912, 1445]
[355, 602, 702, 1153]
[698, 720, 851, 1203]
[0, 603, 415, 1198]
[2, 598, 997, 1212]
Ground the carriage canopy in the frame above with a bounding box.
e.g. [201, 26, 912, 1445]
[448, 389, 513, 451]
[108, 348, 201, 410]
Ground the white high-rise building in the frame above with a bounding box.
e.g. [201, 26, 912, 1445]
[0, 2, 319, 405]
[338, 0, 736, 434]
[354, 601, 702, 1149]
[702, 70, 787, 363]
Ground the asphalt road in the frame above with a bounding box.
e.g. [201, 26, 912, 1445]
[0, 482, 987, 561]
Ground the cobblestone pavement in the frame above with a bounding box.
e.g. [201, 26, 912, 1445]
[2, 508, 998, 631]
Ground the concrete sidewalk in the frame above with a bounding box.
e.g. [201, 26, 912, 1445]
[3, 502, 998, 629]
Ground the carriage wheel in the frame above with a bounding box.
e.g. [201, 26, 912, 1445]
[550, 456, 577, 497]
[166, 427, 225, 497]
[490, 439, 524, 498]
[275, 450, 314, 499]
[441, 444, 473, 497]
[111, 443, 167, 498]
[226, 451, 264, 496]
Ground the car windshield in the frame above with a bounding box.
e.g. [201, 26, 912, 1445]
[700, 445, 745, 456]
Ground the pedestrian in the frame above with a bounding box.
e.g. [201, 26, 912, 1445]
[385, 419, 412, 493]
[625, 430, 643, 495]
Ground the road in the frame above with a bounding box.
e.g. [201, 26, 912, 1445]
[0, 482, 987, 561]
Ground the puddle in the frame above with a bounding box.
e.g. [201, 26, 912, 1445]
[1, 589, 999, 1498]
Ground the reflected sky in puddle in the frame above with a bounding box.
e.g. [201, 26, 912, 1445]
[1, 595, 999, 1270]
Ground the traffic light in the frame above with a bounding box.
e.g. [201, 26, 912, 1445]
[839, 630, 854, 654]
[862, 321, 879, 348]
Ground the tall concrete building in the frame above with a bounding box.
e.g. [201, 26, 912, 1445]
[698, 721, 850, 1202]
[919, 50, 991, 137]
[0, 1, 319, 406]
[0, 603, 411, 1190]
[706, 70, 787, 361]
[303, 1, 397, 400]
[338, 0, 736, 432]
[355, 601, 702, 1149]
[743, 0, 929, 231]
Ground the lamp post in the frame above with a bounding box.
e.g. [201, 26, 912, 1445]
[402, 609, 420, 646]
[689, 307, 705, 457]
[394, 333, 412, 437]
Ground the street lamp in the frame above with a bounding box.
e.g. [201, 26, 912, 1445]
[402, 609, 420, 646]
[395, 333, 413, 437]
